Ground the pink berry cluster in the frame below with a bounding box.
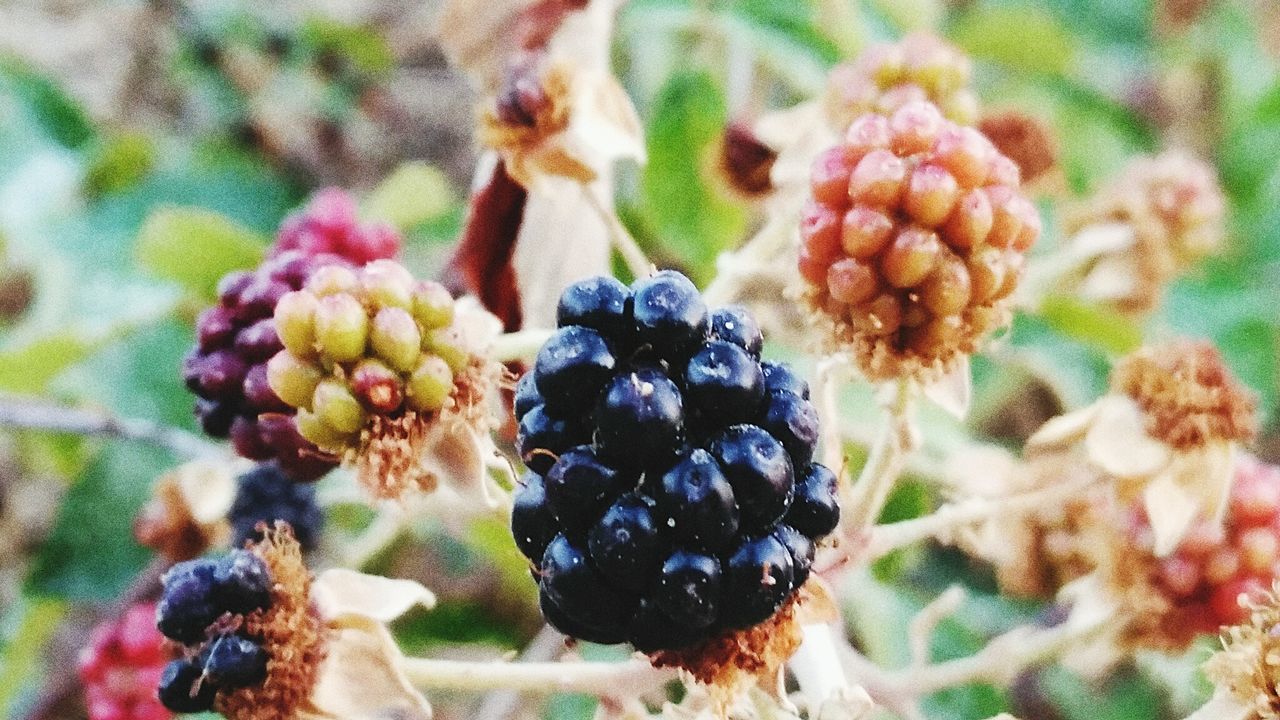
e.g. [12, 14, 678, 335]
[1126, 454, 1280, 649]
[273, 188, 401, 265]
[824, 32, 978, 131]
[799, 100, 1040, 379]
[185, 189, 404, 480]
[78, 603, 172, 720]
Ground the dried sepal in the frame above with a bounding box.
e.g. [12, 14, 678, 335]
[1110, 340, 1258, 450]
[216, 524, 325, 720]
[1204, 584, 1280, 719]
[135, 459, 239, 561]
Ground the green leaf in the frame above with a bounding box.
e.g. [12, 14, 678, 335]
[300, 16, 395, 78]
[1039, 295, 1143, 356]
[84, 132, 157, 197]
[26, 441, 173, 601]
[135, 206, 267, 299]
[951, 5, 1077, 75]
[0, 60, 94, 149]
[1039, 664, 1165, 720]
[0, 331, 102, 393]
[363, 162, 455, 232]
[640, 70, 747, 285]
[393, 600, 523, 654]
[0, 597, 67, 718]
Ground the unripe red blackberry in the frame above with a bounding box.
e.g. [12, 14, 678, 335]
[268, 261, 497, 498]
[800, 100, 1040, 381]
[78, 603, 174, 720]
[187, 252, 351, 480]
[514, 272, 839, 669]
[824, 32, 979, 131]
[272, 188, 402, 266]
[1119, 454, 1280, 651]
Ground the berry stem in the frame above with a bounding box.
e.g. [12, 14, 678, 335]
[400, 656, 674, 696]
[490, 328, 556, 364]
[701, 210, 796, 307]
[813, 355, 853, 473]
[581, 183, 653, 279]
[862, 475, 1098, 561]
[0, 394, 219, 459]
[341, 510, 410, 570]
[843, 378, 917, 532]
[472, 625, 566, 720]
[844, 600, 1112, 702]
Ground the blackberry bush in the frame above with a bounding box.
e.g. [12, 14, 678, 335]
[800, 99, 1041, 380]
[78, 602, 173, 720]
[513, 271, 839, 654]
[227, 463, 324, 552]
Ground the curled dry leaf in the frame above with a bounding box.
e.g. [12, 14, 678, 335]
[135, 457, 241, 560]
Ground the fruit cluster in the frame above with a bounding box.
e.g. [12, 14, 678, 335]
[512, 271, 840, 653]
[154, 551, 274, 713]
[824, 32, 978, 131]
[800, 100, 1041, 380]
[266, 259, 468, 453]
[272, 187, 401, 265]
[1066, 151, 1226, 315]
[184, 252, 348, 480]
[1122, 454, 1280, 650]
[78, 603, 172, 720]
[228, 463, 324, 552]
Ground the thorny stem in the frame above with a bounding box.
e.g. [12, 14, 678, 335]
[863, 476, 1098, 561]
[582, 183, 653, 279]
[0, 394, 217, 459]
[491, 328, 556, 364]
[402, 656, 675, 696]
[843, 378, 917, 533]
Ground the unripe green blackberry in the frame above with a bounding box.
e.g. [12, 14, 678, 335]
[824, 32, 979, 131]
[800, 100, 1040, 381]
[267, 261, 497, 499]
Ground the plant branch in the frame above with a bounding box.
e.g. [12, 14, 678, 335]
[843, 379, 917, 532]
[847, 608, 1112, 703]
[402, 655, 675, 696]
[0, 394, 217, 459]
[864, 476, 1097, 561]
[582, 183, 653, 279]
[474, 625, 566, 720]
[491, 329, 555, 364]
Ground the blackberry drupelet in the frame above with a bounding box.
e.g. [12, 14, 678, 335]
[513, 271, 840, 653]
[228, 463, 324, 551]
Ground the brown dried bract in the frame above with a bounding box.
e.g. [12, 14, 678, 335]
[1111, 341, 1258, 450]
[134, 476, 223, 562]
[479, 58, 592, 184]
[217, 524, 326, 720]
[978, 110, 1058, 185]
[354, 355, 503, 500]
[648, 583, 816, 696]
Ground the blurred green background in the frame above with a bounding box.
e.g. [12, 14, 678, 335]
[0, 0, 1276, 718]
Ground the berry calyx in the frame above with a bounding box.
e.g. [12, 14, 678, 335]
[513, 271, 839, 657]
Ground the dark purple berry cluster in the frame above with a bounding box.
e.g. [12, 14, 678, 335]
[183, 252, 346, 480]
[154, 550, 273, 713]
[513, 271, 840, 653]
[228, 464, 324, 552]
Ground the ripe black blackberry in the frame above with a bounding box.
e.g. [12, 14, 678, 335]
[185, 252, 348, 480]
[154, 549, 276, 713]
[228, 463, 324, 552]
[514, 271, 840, 654]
